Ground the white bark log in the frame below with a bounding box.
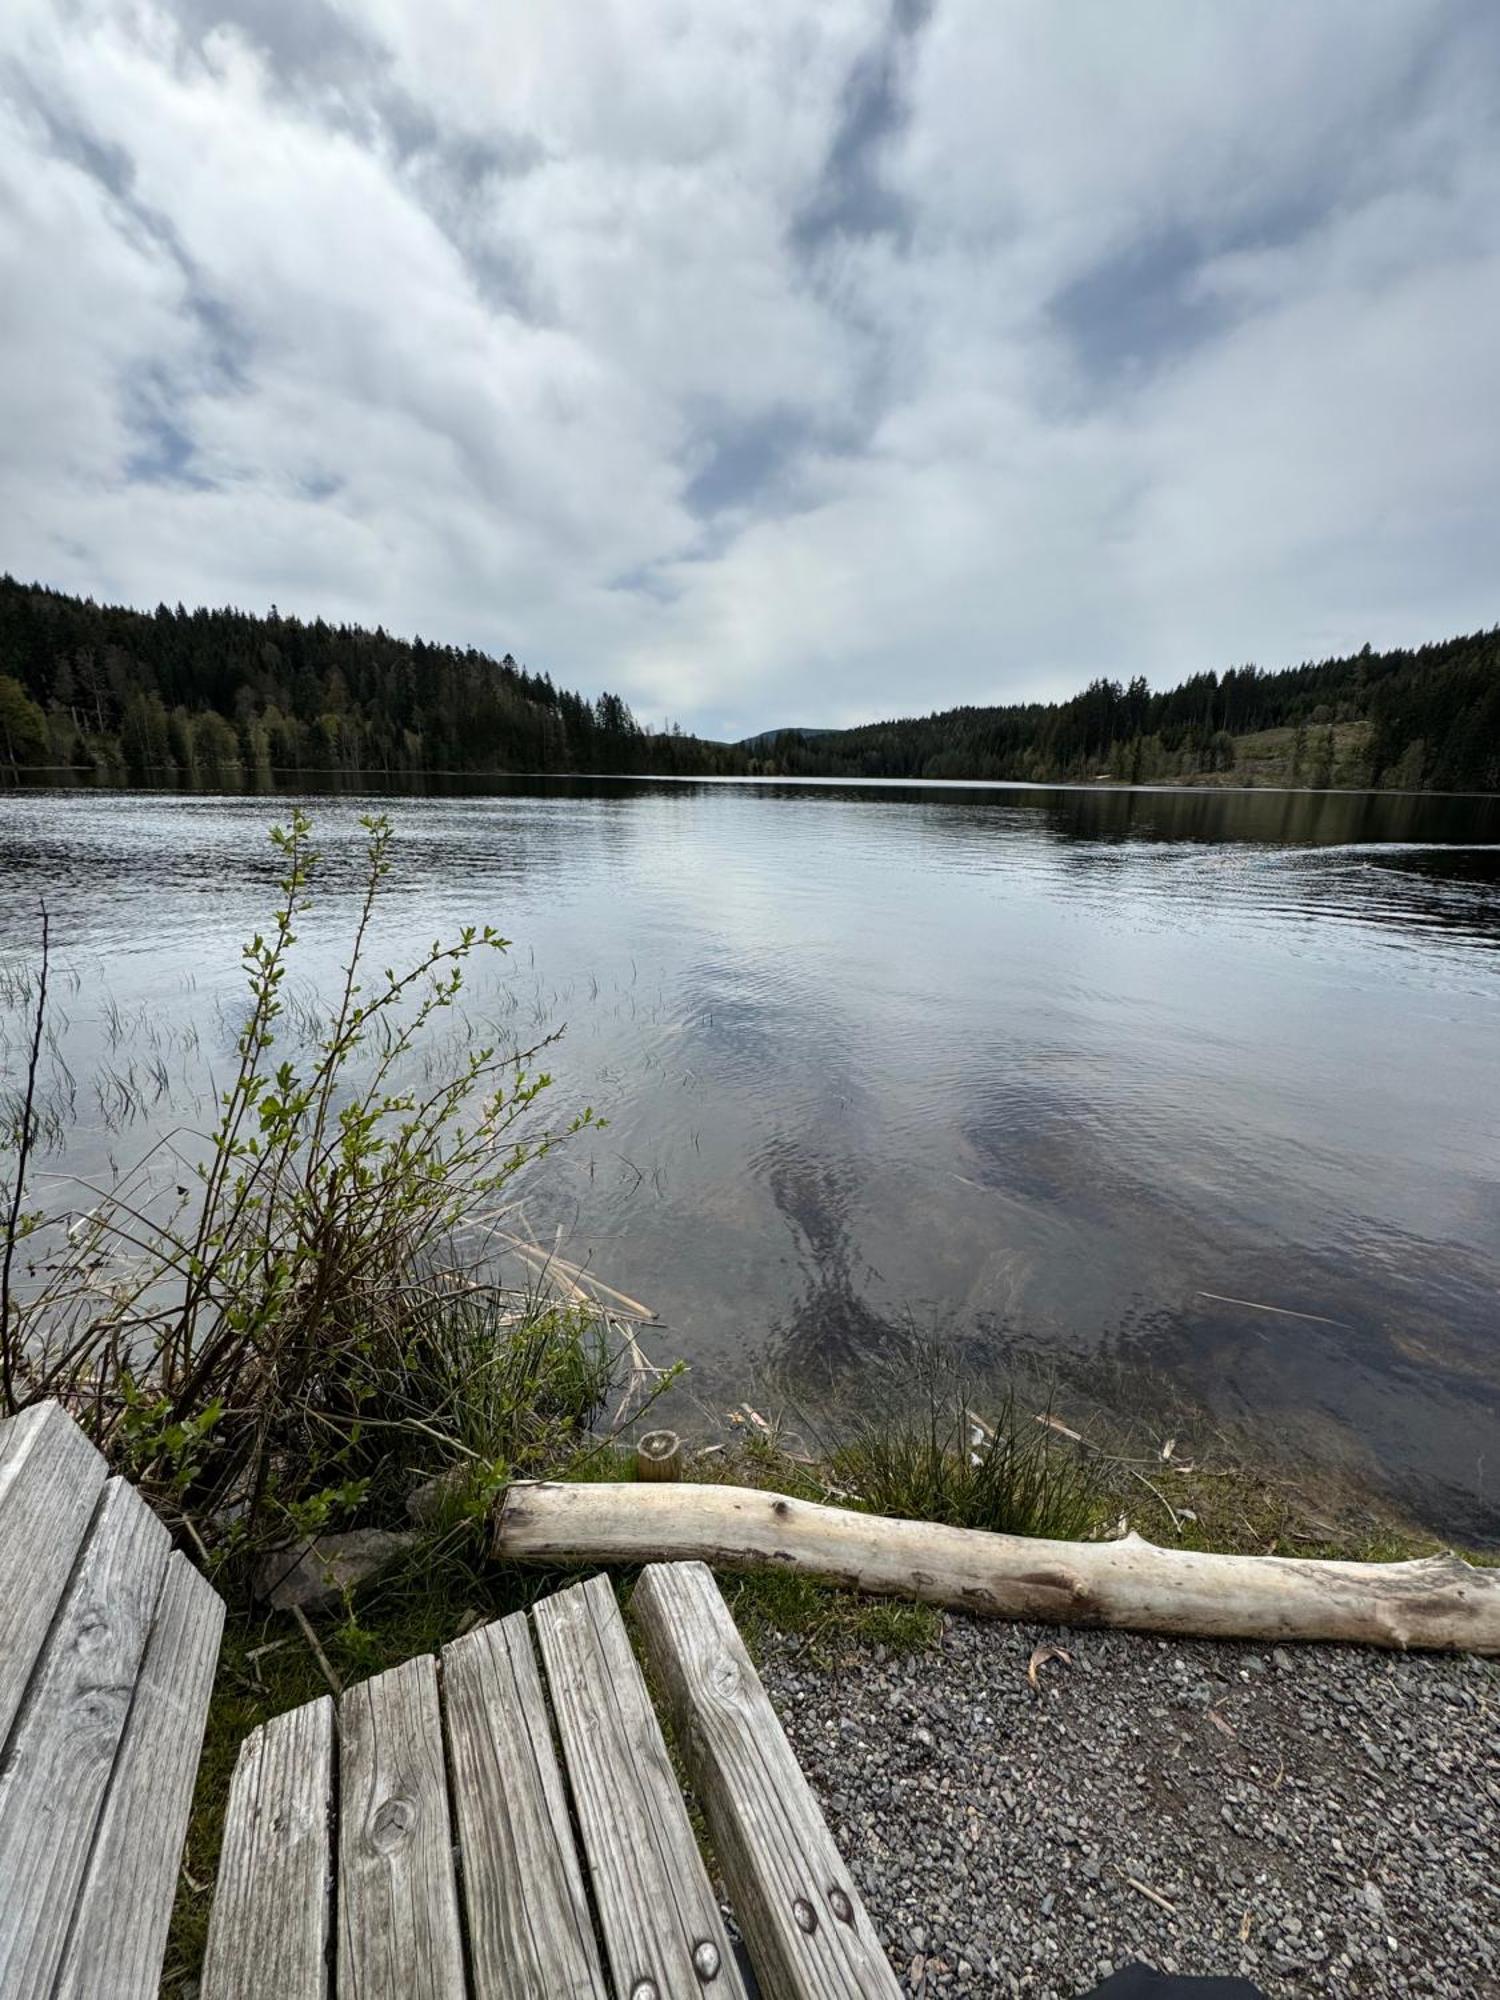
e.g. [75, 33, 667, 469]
[495, 1480, 1500, 1655]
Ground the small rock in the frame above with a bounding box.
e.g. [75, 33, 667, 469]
[405, 1462, 471, 1525]
[253, 1528, 418, 1610]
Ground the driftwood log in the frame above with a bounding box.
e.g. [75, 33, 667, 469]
[495, 1480, 1500, 1655]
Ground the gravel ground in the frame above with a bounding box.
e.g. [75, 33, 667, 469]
[756, 1616, 1500, 1999]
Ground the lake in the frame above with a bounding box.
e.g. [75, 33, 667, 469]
[2, 778, 1498, 1541]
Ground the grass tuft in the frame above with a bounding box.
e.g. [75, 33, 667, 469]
[832, 1385, 1107, 1542]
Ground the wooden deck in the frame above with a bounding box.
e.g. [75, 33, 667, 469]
[0, 1400, 224, 2000]
[204, 1567, 901, 1999]
[0, 1398, 901, 1999]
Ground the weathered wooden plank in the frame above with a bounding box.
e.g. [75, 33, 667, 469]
[632, 1562, 901, 2000]
[200, 1696, 335, 2000]
[54, 1550, 226, 2000]
[533, 1572, 749, 2000]
[338, 1652, 465, 1999]
[0, 1476, 170, 2000]
[443, 1613, 609, 2000]
[0, 1399, 109, 1749]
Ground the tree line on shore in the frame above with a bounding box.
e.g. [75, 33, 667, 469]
[0, 574, 1495, 791]
[0, 576, 741, 786]
[749, 629, 1500, 792]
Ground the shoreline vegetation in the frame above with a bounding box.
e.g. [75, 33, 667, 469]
[2, 574, 1498, 793]
[2, 810, 1493, 1991]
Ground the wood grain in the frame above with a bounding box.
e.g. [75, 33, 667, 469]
[200, 1696, 335, 2000]
[500, 1479, 1500, 1654]
[632, 1561, 901, 1999]
[0, 1399, 109, 1750]
[53, 1551, 225, 2000]
[533, 1573, 749, 2000]
[442, 1614, 608, 2000]
[338, 1653, 465, 1999]
[0, 1476, 170, 2000]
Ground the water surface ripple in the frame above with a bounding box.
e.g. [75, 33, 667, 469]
[2, 778, 1497, 1539]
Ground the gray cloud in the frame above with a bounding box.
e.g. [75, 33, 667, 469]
[792, 0, 933, 256]
[1052, 222, 1258, 389]
[170, 0, 382, 92]
[682, 409, 819, 520]
[1, 0, 1498, 739]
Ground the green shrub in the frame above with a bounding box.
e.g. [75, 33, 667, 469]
[1, 812, 612, 1583]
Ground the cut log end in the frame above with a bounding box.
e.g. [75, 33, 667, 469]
[635, 1431, 683, 1483]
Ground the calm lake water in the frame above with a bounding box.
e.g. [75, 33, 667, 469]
[3, 778, 1498, 1540]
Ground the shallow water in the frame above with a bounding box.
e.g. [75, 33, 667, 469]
[2, 778, 1498, 1539]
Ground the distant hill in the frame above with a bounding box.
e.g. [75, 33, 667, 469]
[740, 630, 1500, 793]
[1, 574, 1495, 792]
[737, 726, 835, 749]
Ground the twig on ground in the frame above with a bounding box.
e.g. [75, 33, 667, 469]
[1130, 1469, 1185, 1533]
[290, 1604, 342, 1696]
[1123, 1875, 1178, 1914]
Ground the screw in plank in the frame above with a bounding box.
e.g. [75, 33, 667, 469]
[692, 1940, 721, 1981]
[793, 1897, 819, 1934]
[829, 1886, 855, 1924]
[630, 1982, 660, 2000]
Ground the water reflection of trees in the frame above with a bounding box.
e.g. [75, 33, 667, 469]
[827, 779, 1500, 849]
[721, 779, 1500, 947]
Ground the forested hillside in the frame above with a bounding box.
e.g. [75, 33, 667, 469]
[1, 575, 1495, 791]
[0, 577, 743, 785]
[747, 629, 1500, 792]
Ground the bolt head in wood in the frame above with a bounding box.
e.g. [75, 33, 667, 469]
[793, 1896, 819, 1933]
[630, 1981, 659, 2000]
[692, 1940, 721, 1980]
[829, 1886, 854, 1924]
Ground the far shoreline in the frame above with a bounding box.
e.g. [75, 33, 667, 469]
[6, 765, 1500, 804]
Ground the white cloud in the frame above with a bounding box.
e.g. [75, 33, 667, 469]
[1, 0, 1497, 737]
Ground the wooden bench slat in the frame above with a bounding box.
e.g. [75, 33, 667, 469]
[632, 1562, 901, 2000]
[443, 1613, 609, 2000]
[533, 1573, 750, 2000]
[0, 1400, 109, 1750]
[0, 1475, 171, 2000]
[338, 1652, 465, 1999]
[53, 1550, 226, 2000]
[201, 1695, 335, 2000]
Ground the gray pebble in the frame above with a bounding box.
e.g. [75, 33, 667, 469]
[758, 1615, 1499, 1998]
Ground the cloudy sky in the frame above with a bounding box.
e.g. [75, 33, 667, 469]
[3, 1, 1499, 738]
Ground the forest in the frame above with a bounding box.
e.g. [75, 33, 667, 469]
[1, 575, 1496, 792]
[0, 576, 742, 786]
[748, 627, 1500, 793]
